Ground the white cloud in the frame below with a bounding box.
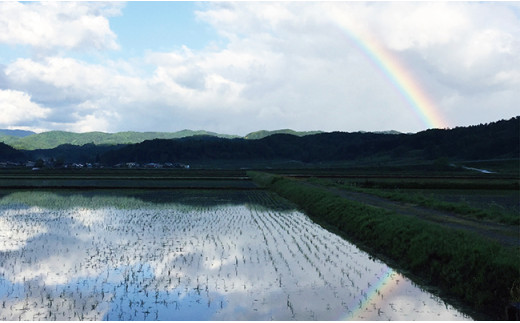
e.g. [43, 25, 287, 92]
[368, 2, 470, 50]
[346, 2, 520, 95]
[0, 2, 518, 134]
[0, 2, 122, 51]
[0, 89, 50, 126]
[162, 2, 444, 132]
[59, 107, 116, 133]
[7, 57, 147, 100]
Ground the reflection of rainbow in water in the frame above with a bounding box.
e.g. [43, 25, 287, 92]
[329, 8, 450, 130]
[340, 266, 400, 320]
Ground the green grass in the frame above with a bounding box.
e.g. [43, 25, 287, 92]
[249, 171, 520, 319]
[308, 177, 519, 225]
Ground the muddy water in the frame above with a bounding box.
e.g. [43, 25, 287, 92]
[0, 190, 472, 320]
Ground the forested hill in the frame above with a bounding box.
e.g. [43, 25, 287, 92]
[99, 117, 519, 165]
[0, 142, 26, 162]
[0, 128, 394, 150]
[244, 129, 323, 139]
[0, 130, 239, 150]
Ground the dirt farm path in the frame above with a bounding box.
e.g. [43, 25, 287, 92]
[305, 182, 520, 249]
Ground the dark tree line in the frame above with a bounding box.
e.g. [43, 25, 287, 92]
[0, 142, 26, 162]
[100, 117, 519, 165]
[2, 117, 518, 166]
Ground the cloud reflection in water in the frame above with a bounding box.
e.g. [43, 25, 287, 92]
[0, 190, 472, 320]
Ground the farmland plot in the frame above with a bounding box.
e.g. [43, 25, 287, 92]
[0, 190, 471, 320]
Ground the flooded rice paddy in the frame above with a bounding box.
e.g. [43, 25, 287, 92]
[0, 190, 471, 320]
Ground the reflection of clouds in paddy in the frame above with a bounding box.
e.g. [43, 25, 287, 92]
[72, 207, 107, 228]
[0, 207, 47, 252]
[0, 191, 472, 320]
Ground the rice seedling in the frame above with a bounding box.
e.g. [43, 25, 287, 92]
[0, 190, 472, 320]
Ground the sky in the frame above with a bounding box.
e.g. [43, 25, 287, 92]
[0, 1, 519, 135]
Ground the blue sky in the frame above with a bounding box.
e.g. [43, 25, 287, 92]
[0, 2, 519, 135]
[110, 2, 224, 57]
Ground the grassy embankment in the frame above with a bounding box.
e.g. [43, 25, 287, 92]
[248, 171, 519, 319]
[305, 177, 519, 225]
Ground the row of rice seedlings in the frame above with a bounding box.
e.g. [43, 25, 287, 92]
[2, 206, 178, 319]
[254, 209, 328, 290]
[250, 201, 469, 320]
[0, 191, 470, 320]
[249, 206, 356, 319]
[252, 200, 463, 319]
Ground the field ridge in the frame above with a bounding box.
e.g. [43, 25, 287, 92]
[303, 180, 519, 247]
[248, 171, 519, 320]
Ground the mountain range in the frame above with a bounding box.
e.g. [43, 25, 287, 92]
[0, 129, 36, 138]
[0, 117, 518, 167]
[0, 129, 327, 150]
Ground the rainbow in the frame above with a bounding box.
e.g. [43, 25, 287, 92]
[341, 266, 399, 320]
[330, 11, 449, 129]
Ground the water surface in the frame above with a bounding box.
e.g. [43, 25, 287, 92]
[0, 190, 472, 320]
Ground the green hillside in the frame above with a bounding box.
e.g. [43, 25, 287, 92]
[0, 128, 322, 150]
[1, 130, 239, 150]
[244, 129, 323, 139]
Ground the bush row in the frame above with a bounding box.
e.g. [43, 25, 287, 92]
[249, 171, 519, 319]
